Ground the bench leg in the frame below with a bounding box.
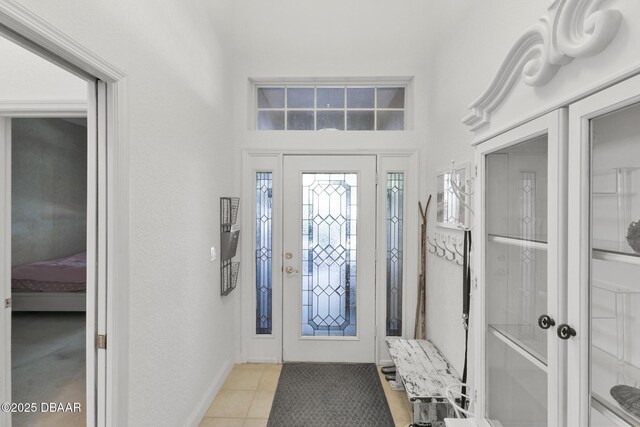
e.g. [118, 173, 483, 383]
[411, 400, 455, 427]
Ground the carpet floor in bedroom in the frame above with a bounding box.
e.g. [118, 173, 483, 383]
[11, 312, 86, 427]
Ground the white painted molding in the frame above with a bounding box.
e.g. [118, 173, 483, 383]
[0, 0, 126, 82]
[0, 100, 87, 116]
[462, 0, 622, 131]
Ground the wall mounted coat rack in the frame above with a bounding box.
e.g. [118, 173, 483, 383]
[427, 232, 465, 266]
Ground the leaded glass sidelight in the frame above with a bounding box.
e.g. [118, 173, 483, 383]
[256, 173, 273, 334]
[386, 173, 404, 336]
[301, 173, 358, 336]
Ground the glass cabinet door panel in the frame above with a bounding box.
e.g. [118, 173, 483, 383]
[486, 242, 548, 363]
[486, 136, 549, 355]
[590, 102, 640, 426]
[486, 332, 548, 427]
[485, 135, 549, 426]
[486, 136, 548, 242]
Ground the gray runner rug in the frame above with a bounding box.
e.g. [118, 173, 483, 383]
[267, 363, 395, 427]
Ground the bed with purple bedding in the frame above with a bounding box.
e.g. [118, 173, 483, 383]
[11, 252, 87, 311]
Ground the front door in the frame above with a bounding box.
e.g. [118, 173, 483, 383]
[282, 155, 376, 362]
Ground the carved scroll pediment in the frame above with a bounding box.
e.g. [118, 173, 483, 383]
[463, 0, 622, 131]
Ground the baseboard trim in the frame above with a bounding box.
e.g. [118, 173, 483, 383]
[377, 359, 393, 366]
[183, 357, 234, 427]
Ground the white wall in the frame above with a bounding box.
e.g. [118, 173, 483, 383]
[12, 118, 87, 266]
[9, 1, 237, 426]
[0, 36, 86, 101]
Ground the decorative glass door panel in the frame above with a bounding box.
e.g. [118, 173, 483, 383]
[588, 101, 640, 427]
[480, 110, 565, 427]
[282, 156, 376, 363]
[302, 173, 357, 337]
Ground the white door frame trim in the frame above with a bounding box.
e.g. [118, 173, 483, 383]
[0, 117, 10, 421]
[0, 2, 129, 426]
[0, 100, 87, 117]
[240, 149, 419, 365]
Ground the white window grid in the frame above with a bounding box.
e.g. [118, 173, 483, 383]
[255, 85, 406, 131]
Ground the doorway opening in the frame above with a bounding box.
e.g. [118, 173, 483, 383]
[10, 116, 88, 426]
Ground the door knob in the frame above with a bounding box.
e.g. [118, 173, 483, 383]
[284, 266, 298, 274]
[557, 324, 577, 340]
[537, 314, 555, 330]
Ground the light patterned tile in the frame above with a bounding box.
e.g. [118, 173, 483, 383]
[235, 363, 267, 372]
[222, 369, 263, 391]
[257, 369, 280, 391]
[242, 419, 268, 427]
[246, 390, 275, 419]
[262, 364, 282, 372]
[199, 417, 244, 427]
[206, 390, 254, 418]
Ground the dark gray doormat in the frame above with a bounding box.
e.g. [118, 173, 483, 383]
[267, 363, 395, 427]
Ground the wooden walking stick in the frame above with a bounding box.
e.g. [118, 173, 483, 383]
[414, 195, 431, 339]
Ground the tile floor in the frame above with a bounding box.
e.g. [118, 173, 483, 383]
[200, 363, 412, 427]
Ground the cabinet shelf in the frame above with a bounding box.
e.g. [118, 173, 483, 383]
[593, 279, 640, 295]
[592, 167, 640, 196]
[487, 234, 548, 250]
[592, 239, 640, 266]
[488, 324, 547, 371]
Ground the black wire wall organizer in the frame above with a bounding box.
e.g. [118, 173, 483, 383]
[220, 197, 240, 296]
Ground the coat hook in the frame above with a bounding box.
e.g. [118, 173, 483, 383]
[453, 241, 465, 257]
[427, 236, 438, 254]
[433, 237, 449, 258]
[442, 239, 457, 262]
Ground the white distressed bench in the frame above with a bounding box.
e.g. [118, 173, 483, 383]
[386, 338, 461, 427]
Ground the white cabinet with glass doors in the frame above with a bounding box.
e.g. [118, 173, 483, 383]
[474, 74, 640, 427]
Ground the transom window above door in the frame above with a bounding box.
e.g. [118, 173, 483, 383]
[255, 85, 406, 131]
